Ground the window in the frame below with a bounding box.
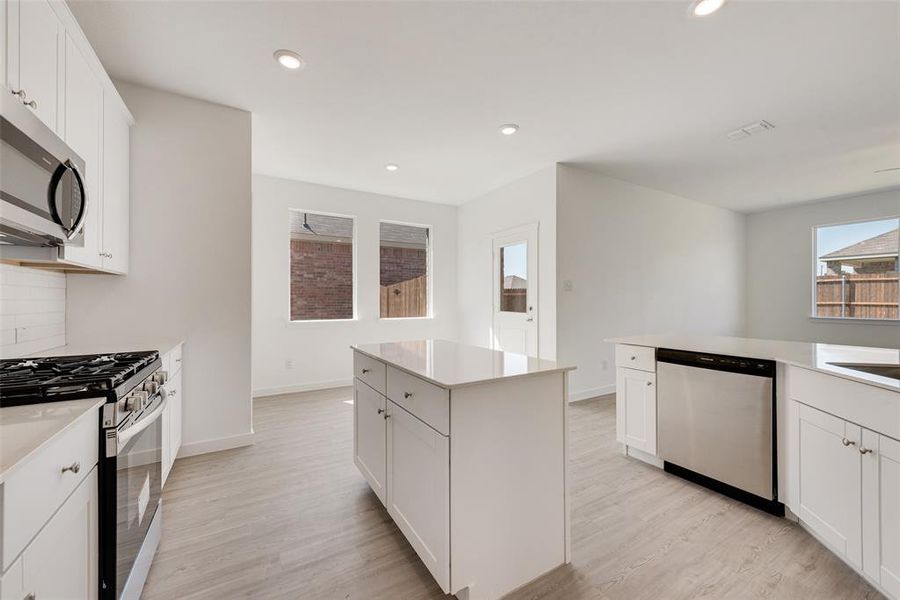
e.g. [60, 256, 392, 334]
[499, 242, 527, 313]
[290, 211, 354, 321]
[380, 222, 430, 318]
[813, 217, 899, 320]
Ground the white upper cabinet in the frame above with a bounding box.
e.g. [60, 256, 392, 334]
[11, 0, 61, 132]
[101, 87, 130, 273]
[59, 32, 102, 268]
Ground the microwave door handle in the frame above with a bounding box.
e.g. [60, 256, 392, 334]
[47, 160, 87, 240]
[65, 161, 87, 240]
[116, 390, 167, 454]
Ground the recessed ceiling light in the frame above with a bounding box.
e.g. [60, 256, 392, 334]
[690, 0, 725, 17]
[273, 49, 305, 70]
[385, 163, 399, 172]
[499, 124, 519, 136]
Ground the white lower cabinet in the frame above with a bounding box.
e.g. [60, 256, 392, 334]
[796, 401, 900, 598]
[0, 468, 99, 600]
[161, 343, 184, 487]
[386, 401, 450, 591]
[353, 380, 387, 504]
[615, 366, 657, 455]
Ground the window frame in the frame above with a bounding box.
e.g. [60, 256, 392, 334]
[810, 215, 900, 323]
[287, 208, 358, 323]
[378, 219, 433, 320]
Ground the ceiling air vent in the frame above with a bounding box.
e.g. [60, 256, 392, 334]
[727, 120, 775, 140]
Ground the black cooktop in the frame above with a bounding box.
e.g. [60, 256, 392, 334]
[0, 351, 160, 407]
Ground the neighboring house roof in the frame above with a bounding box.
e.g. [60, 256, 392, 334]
[821, 228, 898, 260]
[290, 212, 427, 247]
[503, 275, 527, 289]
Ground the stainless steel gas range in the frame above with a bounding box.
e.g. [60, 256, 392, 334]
[0, 352, 169, 600]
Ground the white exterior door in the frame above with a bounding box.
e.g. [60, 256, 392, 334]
[492, 223, 538, 357]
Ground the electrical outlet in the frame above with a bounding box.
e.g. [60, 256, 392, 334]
[284, 359, 294, 370]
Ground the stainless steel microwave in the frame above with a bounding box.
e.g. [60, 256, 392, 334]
[0, 91, 87, 248]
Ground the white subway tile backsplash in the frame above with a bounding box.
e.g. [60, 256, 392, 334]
[0, 265, 66, 358]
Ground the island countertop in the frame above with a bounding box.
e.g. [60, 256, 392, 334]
[607, 334, 898, 392]
[351, 339, 575, 389]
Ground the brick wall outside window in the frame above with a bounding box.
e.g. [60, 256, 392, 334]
[290, 239, 353, 320]
[380, 246, 426, 286]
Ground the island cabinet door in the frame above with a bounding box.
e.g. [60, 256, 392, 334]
[615, 367, 656, 455]
[878, 434, 900, 596]
[354, 381, 387, 504]
[798, 404, 863, 568]
[386, 401, 450, 593]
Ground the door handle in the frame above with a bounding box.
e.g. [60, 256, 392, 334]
[526, 317, 534, 322]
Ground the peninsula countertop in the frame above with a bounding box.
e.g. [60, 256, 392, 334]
[351, 339, 575, 389]
[607, 334, 899, 392]
[0, 397, 104, 484]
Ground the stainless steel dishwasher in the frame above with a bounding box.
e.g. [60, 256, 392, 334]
[656, 348, 783, 515]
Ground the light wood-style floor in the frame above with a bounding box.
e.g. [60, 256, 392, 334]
[142, 389, 881, 600]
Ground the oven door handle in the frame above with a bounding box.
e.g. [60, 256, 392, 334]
[117, 389, 167, 454]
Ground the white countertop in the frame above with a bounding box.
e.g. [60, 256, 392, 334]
[607, 334, 899, 392]
[352, 339, 575, 389]
[0, 398, 104, 484]
[33, 340, 183, 359]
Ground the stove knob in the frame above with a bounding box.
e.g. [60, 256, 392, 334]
[143, 381, 159, 395]
[124, 394, 140, 411]
[152, 371, 168, 385]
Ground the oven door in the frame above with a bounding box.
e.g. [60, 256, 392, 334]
[103, 392, 165, 599]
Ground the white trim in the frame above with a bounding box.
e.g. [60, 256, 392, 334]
[808, 316, 899, 325]
[178, 431, 255, 458]
[568, 384, 615, 403]
[253, 378, 353, 398]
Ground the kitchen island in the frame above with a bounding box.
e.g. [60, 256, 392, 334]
[350, 340, 574, 600]
[607, 333, 899, 600]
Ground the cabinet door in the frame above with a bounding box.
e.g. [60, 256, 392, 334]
[798, 404, 862, 567]
[615, 367, 656, 455]
[354, 380, 387, 504]
[170, 369, 183, 457]
[879, 434, 900, 597]
[59, 33, 102, 268]
[15, 0, 60, 132]
[22, 467, 98, 600]
[101, 92, 130, 273]
[386, 401, 449, 592]
[161, 400, 172, 487]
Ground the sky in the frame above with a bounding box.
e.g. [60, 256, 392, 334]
[816, 217, 899, 273]
[502, 242, 527, 280]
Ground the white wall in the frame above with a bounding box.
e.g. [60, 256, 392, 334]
[556, 165, 746, 399]
[66, 82, 253, 454]
[746, 188, 899, 348]
[252, 174, 458, 396]
[0, 265, 66, 358]
[456, 166, 557, 359]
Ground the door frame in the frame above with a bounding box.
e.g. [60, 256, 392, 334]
[491, 222, 539, 356]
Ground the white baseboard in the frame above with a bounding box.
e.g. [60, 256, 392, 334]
[178, 431, 255, 458]
[252, 378, 353, 398]
[569, 384, 615, 403]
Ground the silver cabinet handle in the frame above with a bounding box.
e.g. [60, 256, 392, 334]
[175, 358, 182, 363]
[11, 88, 26, 99]
[646, 381, 653, 386]
[377, 408, 384, 415]
[24, 593, 36, 600]
[24, 99, 36, 109]
[361, 368, 370, 374]
[384, 413, 391, 420]
[168, 389, 177, 396]
[630, 356, 636, 361]
[859, 447, 874, 455]
[403, 392, 413, 399]
[841, 438, 856, 447]
[61, 461, 81, 474]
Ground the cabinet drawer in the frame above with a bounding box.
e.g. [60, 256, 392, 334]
[387, 367, 449, 436]
[354, 352, 386, 395]
[615, 344, 656, 372]
[2, 406, 99, 571]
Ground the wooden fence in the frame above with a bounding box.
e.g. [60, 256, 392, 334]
[381, 275, 427, 318]
[815, 272, 899, 319]
[500, 289, 527, 313]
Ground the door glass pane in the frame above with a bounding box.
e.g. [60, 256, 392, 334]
[500, 242, 527, 313]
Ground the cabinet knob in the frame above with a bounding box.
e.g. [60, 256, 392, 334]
[377, 408, 384, 415]
[646, 381, 653, 386]
[61, 461, 81, 474]
[403, 392, 413, 399]
[384, 413, 391, 420]
[859, 447, 874, 455]
[630, 356, 636, 361]
[841, 438, 856, 447]
[361, 368, 370, 374]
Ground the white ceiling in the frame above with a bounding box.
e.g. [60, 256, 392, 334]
[70, 0, 900, 212]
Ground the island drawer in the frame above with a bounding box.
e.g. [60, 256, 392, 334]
[387, 367, 449, 436]
[354, 352, 387, 394]
[2, 406, 98, 571]
[615, 344, 656, 373]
